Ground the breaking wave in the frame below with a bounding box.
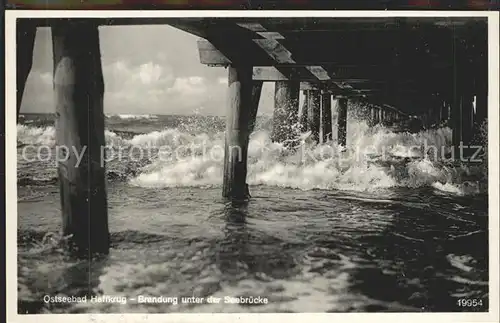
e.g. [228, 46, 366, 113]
[16, 115, 487, 196]
[106, 114, 159, 120]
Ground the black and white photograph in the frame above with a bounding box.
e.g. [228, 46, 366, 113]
[6, 11, 499, 319]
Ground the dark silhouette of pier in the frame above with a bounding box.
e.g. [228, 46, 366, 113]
[16, 16, 488, 257]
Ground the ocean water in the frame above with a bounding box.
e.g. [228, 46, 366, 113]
[17, 111, 489, 313]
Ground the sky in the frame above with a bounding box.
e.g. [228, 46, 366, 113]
[20, 25, 276, 116]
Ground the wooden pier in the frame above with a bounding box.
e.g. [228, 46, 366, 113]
[16, 17, 488, 257]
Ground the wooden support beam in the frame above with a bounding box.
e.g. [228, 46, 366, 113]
[420, 111, 427, 129]
[300, 90, 309, 132]
[474, 87, 488, 131]
[431, 105, 441, 127]
[198, 37, 275, 67]
[337, 98, 348, 147]
[253, 65, 380, 82]
[447, 102, 453, 128]
[450, 31, 477, 153]
[207, 60, 444, 96]
[248, 81, 263, 134]
[198, 39, 229, 66]
[425, 108, 431, 128]
[321, 92, 332, 142]
[254, 65, 386, 82]
[451, 32, 462, 149]
[301, 82, 381, 94]
[198, 36, 453, 94]
[307, 90, 321, 143]
[451, 93, 474, 147]
[197, 36, 454, 68]
[26, 17, 486, 30]
[52, 20, 109, 257]
[473, 44, 488, 139]
[451, 98, 462, 148]
[431, 108, 436, 127]
[235, 18, 486, 33]
[461, 94, 475, 146]
[272, 81, 300, 144]
[370, 107, 378, 125]
[440, 101, 449, 124]
[223, 65, 255, 199]
[16, 19, 37, 120]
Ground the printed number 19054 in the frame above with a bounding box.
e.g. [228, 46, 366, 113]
[457, 299, 484, 307]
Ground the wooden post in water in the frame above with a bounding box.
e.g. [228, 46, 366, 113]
[307, 90, 321, 143]
[474, 86, 487, 136]
[300, 90, 309, 132]
[474, 47, 488, 137]
[16, 19, 37, 120]
[433, 106, 440, 127]
[248, 81, 263, 134]
[321, 92, 332, 142]
[451, 31, 466, 152]
[223, 65, 256, 199]
[52, 20, 109, 257]
[337, 98, 348, 147]
[426, 108, 432, 128]
[443, 102, 449, 123]
[460, 93, 474, 146]
[272, 81, 300, 144]
[370, 107, 377, 125]
[451, 96, 462, 149]
[470, 25, 488, 145]
[445, 98, 452, 128]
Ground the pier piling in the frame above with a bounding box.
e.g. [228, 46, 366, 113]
[307, 90, 321, 143]
[432, 106, 440, 127]
[451, 98, 462, 148]
[248, 81, 263, 134]
[474, 88, 487, 133]
[321, 92, 332, 142]
[474, 58, 488, 136]
[272, 81, 300, 145]
[460, 94, 475, 146]
[440, 101, 449, 124]
[337, 98, 348, 147]
[223, 65, 256, 199]
[300, 90, 309, 132]
[370, 107, 377, 125]
[52, 20, 110, 257]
